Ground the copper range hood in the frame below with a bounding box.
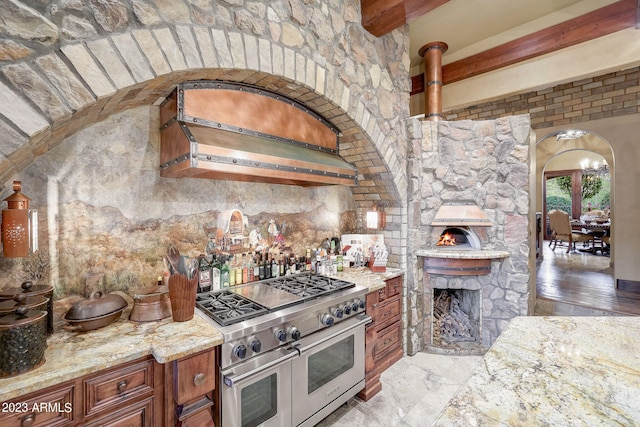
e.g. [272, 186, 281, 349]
[431, 200, 492, 227]
[159, 81, 357, 187]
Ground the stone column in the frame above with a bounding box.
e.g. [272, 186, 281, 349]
[418, 41, 448, 121]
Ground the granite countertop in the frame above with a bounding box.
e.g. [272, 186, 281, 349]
[436, 316, 640, 425]
[0, 301, 223, 402]
[0, 269, 402, 403]
[337, 267, 404, 292]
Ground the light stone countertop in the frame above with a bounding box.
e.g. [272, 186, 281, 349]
[0, 269, 402, 403]
[435, 316, 640, 425]
[0, 305, 223, 402]
[336, 267, 404, 292]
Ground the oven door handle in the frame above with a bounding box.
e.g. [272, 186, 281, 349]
[293, 314, 371, 354]
[222, 350, 297, 388]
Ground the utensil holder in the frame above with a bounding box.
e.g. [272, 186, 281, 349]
[168, 274, 198, 322]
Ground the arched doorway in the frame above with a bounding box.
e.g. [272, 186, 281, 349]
[536, 129, 615, 259]
[535, 129, 617, 312]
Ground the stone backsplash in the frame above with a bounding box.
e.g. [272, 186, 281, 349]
[0, 106, 357, 299]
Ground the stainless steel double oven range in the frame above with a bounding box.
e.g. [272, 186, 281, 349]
[196, 272, 371, 427]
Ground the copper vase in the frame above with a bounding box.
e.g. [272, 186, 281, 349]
[168, 274, 198, 322]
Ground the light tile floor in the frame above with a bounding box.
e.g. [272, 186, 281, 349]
[316, 352, 482, 427]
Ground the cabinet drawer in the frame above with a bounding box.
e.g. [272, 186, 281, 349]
[173, 349, 216, 405]
[374, 322, 401, 361]
[0, 384, 75, 427]
[372, 296, 401, 329]
[385, 276, 402, 298]
[83, 397, 154, 427]
[84, 359, 155, 417]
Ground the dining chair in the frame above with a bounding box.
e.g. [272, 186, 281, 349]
[548, 209, 594, 253]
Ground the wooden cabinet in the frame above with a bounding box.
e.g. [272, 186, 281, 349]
[358, 274, 403, 401]
[171, 349, 216, 427]
[0, 356, 162, 427]
[0, 349, 217, 427]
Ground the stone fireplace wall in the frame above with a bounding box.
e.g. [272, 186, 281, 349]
[406, 116, 533, 354]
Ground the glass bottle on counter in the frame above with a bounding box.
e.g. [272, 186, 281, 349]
[211, 255, 221, 291]
[279, 253, 286, 276]
[221, 260, 230, 288]
[248, 253, 255, 282]
[236, 254, 244, 285]
[198, 255, 212, 292]
[253, 253, 264, 280]
[264, 253, 271, 279]
[258, 254, 265, 280]
[229, 255, 236, 287]
[272, 255, 279, 278]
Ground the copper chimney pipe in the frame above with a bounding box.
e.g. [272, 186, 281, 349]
[418, 41, 448, 121]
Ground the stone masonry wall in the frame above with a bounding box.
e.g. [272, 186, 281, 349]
[406, 115, 532, 354]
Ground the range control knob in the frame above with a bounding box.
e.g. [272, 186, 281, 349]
[233, 344, 247, 359]
[249, 339, 262, 353]
[332, 307, 344, 318]
[321, 314, 335, 327]
[351, 302, 359, 312]
[288, 326, 301, 341]
[342, 304, 351, 315]
[275, 329, 287, 342]
[358, 299, 366, 310]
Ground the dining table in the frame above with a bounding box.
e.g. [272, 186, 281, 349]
[571, 220, 610, 254]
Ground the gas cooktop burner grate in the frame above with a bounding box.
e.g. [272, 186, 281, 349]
[196, 290, 269, 326]
[262, 273, 355, 299]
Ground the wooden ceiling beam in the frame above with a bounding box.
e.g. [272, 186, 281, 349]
[442, 0, 637, 85]
[361, 0, 449, 37]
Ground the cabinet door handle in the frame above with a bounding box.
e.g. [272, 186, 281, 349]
[371, 303, 378, 308]
[21, 413, 35, 427]
[383, 310, 392, 316]
[194, 373, 206, 386]
[383, 338, 392, 345]
[117, 380, 128, 393]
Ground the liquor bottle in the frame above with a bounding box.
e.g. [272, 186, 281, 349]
[221, 260, 230, 288]
[248, 254, 255, 282]
[279, 253, 285, 276]
[258, 255, 265, 280]
[289, 255, 296, 274]
[198, 255, 212, 293]
[264, 254, 271, 279]
[253, 253, 260, 281]
[272, 255, 279, 278]
[229, 255, 236, 287]
[211, 255, 221, 291]
[242, 253, 248, 284]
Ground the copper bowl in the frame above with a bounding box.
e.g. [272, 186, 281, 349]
[63, 292, 128, 332]
[62, 307, 125, 332]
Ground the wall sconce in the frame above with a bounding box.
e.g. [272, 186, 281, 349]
[366, 206, 386, 230]
[2, 181, 38, 258]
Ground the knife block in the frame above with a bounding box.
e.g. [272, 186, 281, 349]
[168, 274, 198, 322]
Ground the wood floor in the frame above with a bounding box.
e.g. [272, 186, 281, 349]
[536, 241, 640, 315]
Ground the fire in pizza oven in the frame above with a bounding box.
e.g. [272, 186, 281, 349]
[436, 227, 481, 250]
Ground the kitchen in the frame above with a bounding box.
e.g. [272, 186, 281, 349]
[1, 0, 640, 426]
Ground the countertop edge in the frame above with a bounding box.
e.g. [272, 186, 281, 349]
[415, 249, 510, 259]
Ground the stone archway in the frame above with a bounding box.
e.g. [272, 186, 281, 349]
[1, 7, 411, 265]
